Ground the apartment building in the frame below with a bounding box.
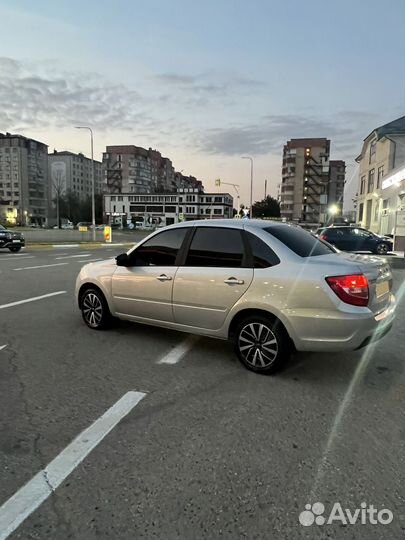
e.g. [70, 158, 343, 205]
[104, 189, 233, 227]
[102, 145, 176, 194]
[48, 150, 102, 202]
[0, 132, 48, 225]
[328, 160, 346, 212]
[355, 116, 405, 233]
[280, 138, 332, 224]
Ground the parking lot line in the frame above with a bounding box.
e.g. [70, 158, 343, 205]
[157, 335, 199, 364]
[76, 258, 103, 263]
[0, 391, 146, 540]
[0, 345, 7, 351]
[0, 291, 66, 310]
[55, 254, 91, 260]
[13, 263, 68, 271]
[0, 256, 35, 260]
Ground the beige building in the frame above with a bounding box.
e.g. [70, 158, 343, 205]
[48, 150, 103, 200]
[280, 138, 345, 224]
[355, 116, 405, 233]
[0, 132, 48, 226]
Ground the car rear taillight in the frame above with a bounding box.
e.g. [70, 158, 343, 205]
[320, 234, 327, 241]
[326, 274, 369, 307]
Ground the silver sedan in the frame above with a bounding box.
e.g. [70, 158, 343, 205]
[75, 220, 396, 374]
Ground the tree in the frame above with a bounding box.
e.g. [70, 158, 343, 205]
[252, 196, 280, 218]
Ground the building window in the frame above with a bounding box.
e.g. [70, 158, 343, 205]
[369, 140, 376, 163]
[213, 209, 222, 215]
[358, 202, 364, 221]
[377, 166, 384, 189]
[374, 200, 380, 222]
[367, 169, 375, 193]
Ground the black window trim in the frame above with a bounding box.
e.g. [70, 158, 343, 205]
[180, 226, 249, 268]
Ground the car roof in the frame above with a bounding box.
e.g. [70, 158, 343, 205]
[166, 219, 288, 230]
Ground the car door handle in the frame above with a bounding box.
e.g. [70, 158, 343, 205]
[156, 274, 172, 281]
[224, 277, 244, 285]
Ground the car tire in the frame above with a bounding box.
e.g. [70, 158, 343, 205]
[8, 246, 22, 252]
[234, 315, 290, 374]
[80, 288, 112, 330]
[375, 243, 389, 255]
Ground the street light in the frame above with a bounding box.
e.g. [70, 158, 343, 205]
[328, 204, 339, 216]
[75, 126, 96, 241]
[242, 156, 254, 217]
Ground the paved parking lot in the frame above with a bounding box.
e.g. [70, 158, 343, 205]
[1, 245, 405, 539]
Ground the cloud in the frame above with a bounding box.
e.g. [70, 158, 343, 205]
[0, 57, 154, 133]
[153, 70, 266, 98]
[195, 112, 377, 159]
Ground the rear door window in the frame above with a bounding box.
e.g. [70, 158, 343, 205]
[265, 225, 335, 257]
[185, 227, 245, 267]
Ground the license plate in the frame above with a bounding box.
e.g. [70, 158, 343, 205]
[376, 281, 389, 298]
[12, 239, 20, 243]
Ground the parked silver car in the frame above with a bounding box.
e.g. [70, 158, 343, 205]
[75, 220, 396, 374]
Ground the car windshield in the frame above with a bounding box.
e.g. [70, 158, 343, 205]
[264, 225, 335, 257]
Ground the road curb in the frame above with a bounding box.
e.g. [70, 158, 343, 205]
[24, 243, 133, 250]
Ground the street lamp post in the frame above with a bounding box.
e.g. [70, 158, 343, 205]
[75, 126, 96, 241]
[242, 156, 254, 217]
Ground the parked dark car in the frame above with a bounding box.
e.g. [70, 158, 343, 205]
[0, 224, 25, 252]
[316, 226, 392, 255]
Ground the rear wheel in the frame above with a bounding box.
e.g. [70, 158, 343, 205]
[80, 288, 111, 330]
[234, 315, 290, 374]
[375, 243, 389, 255]
[8, 246, 22, 252]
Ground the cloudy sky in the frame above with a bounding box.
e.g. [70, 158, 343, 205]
[1, 0, 404, 209]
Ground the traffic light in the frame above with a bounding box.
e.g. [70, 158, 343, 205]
[215, 178, 221, 187]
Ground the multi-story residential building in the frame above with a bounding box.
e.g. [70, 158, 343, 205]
[48, 150, 103, 200]
[102, 145, 204, 195]
[280, 138, 332, 224]
[355, 116, 405, 233]
[102, 145, 176, 194]
[104, 189, 233, 227]
[328, 160, 346, 213]
[0, 132, 48, 226]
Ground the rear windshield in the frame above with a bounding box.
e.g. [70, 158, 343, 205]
[264, 225, 335, 257]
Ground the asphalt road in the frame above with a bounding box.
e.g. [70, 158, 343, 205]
[0, 245, 405, 540]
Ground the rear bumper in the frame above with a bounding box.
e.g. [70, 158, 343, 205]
[284, 294, 396, 352]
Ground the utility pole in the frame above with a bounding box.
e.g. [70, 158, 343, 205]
[264, 179, 267, 199]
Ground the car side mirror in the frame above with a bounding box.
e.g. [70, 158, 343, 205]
[116, 253, 130, 267]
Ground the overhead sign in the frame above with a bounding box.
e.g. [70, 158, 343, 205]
[382, 166, 405, 190]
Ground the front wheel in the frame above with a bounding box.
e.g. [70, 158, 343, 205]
[80, 288, 111, 330]
[9, 246, 22, 252]
[234, 315, 290, 374]
[375, 243, 389, 255]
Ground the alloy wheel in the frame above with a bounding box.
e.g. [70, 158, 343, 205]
[82, 292, 103, 328]
[377, 244, 388, 255]
[238, 322, 278, 368]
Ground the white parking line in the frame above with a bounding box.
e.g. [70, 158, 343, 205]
[13, 263, 68, 271]
[55, 254, 91, 260]
[53, 244, 79, 248]
[0, 291, 66, 310]
[0, 391, 146, 540]
[157, 335, 199, 364]
[76, 258, 103, 263]
[0, 256, 35, 260]
[0, 345, 7, 351]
